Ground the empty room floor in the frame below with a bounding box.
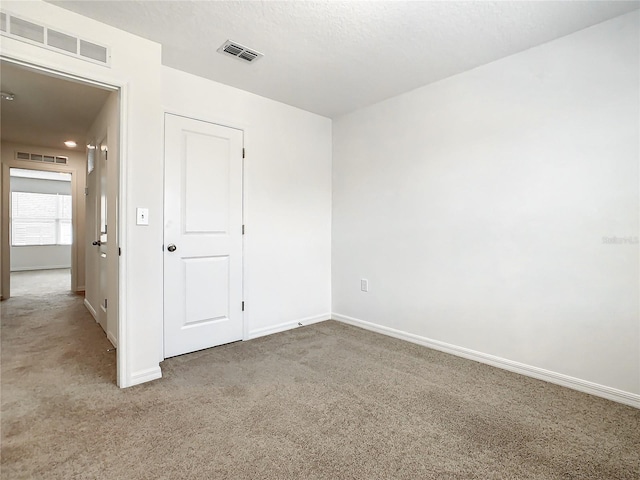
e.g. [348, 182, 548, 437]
[10, 268, 71, 297]
[1, 290, 639, 479]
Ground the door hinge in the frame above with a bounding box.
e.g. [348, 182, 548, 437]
[242, 148, 245, 159]
[118, 247, 121, 256]
[84, 187, 89, 196]
[104, 299, 108, 309]
[242, 301, 245, 311]
[242, 225, 245, 235]
[105, 150, 108, 160]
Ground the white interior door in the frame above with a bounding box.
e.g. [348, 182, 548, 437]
[164, 114, 243, 358]
[97, 138, 108, 333]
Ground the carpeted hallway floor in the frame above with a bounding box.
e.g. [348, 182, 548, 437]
[1, 290, 639, 479]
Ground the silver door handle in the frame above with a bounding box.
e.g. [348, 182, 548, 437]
[167, 244, 177, 252]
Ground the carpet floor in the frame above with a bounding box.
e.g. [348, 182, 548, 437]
[1, 291, 639, 479]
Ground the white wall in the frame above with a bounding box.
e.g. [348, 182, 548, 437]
[162, 67, 332, 341]
[332, 12, 639, 404]
[1, 1, 164, 387]
[11, 246, 70, 271]
[1, 142, 85, 285]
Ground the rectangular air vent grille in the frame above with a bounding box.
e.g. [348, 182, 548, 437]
[0, 10, 110, 66]
[16, 151, 68, 165]
[217, 40, 263, 64]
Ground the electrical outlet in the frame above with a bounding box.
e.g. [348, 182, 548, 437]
[361, 279, 369, 292]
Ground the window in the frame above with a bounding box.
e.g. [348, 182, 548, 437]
[11, 192, 72, 246]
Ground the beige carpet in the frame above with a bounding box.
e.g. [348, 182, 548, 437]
[10, 269, 71, 297]
[1, 291, 639, 479]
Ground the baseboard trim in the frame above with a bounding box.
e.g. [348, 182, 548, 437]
[332, 313, 640, 409]
[83, 298, 97, 322]
[128, 366, 162, 387]
[10, 265, 71, 272]
[107, 331, 117, 348]
[247, 313, 331, 340]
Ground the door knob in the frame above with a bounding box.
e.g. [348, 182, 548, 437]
[167, 244, 177, 252]
[92, 241, 101, 246]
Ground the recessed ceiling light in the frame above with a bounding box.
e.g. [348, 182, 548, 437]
[64, 141, 77, 148]
[1, 92, 15, 101]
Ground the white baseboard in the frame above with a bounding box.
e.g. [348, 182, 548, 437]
[76, 285, 85, 293]
[332, 313, 640, 409]
[10, 265, 71, 272]
[83, 298, 97, 322]
[107, 331, 117, 348]
[247, 312, 331, 340]
[128, 366, 162, 387]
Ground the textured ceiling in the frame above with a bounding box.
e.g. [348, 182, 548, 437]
[42, 1, 640, 117]
[0, 62, 111, 151]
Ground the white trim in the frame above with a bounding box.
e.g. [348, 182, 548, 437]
[10, 265, 70, 271]
[247, 313, 331, 340]
[116, 82, 130, 388]
[107, 331, 117, 349]
[332, 313, 640, 409]
[83, 298, 97, 321]
[129, 366, 162, 386]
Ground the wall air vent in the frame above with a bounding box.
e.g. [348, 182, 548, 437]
[0, 10, 110, 66]
[16, 151, 68, 165]
[217, 40, 263, 64]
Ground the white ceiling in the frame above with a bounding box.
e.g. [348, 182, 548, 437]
[49, 0, 639, 118]
[0, 62, 111, 151]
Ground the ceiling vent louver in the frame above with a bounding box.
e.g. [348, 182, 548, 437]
[16, 151, 68, 165]
[217, 40, 263, 64]
[0, 10, 110, 66]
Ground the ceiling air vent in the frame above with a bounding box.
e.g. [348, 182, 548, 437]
[16, 151, 68, 165]
[0, 10, 110, 66]
[217, 40, 263, 64]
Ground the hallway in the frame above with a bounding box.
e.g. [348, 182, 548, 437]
[10, 268, 71, 297]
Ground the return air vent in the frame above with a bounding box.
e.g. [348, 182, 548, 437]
[217, 40, 263, 64]
[16, 151, 68, 165]
[0, 10, 110, 66]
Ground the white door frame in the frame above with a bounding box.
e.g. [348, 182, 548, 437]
[0, 54, 129, 388]
[162, 111, 247, 358]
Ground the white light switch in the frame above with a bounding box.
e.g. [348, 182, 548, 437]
[136, 208, 149, 226]
[361, 279, 369, 292]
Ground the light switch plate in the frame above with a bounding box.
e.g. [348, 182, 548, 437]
[136, 208, 149, 226]
[361, 279, 369, 292]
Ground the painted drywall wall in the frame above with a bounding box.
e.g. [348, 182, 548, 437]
[1, 142, 85, 287]
[1, 0, 164, 387]
[10, 176, 72, 271]
[332, 11, 639, 401]
[11, 246, 70, 271]
[162, 67, 332, 341]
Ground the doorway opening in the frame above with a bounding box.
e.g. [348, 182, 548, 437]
[1, 59, 121, 383]
[9, 168, 72, 296]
